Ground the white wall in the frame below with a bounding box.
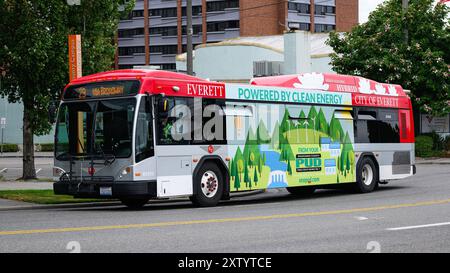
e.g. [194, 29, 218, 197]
[193, 45, 284, 81]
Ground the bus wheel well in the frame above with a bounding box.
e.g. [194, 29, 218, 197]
[357, 153, 380, 181]
[193, 156, 230, 200]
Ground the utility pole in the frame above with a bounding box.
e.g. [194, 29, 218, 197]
[186, 0, 194, 75]
[402, 0, 409, 44]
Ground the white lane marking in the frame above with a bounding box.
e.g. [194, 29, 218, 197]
[387, 222, 450, 231]
[36, 168, 42, 174]
[0, 168, 7, 173]
[355, 216, 369, 221]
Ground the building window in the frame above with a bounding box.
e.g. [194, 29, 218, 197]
[149, 26, 178, 36]
[118, 46, 145, 56]
[150, 45, 178, 55]
[207, 0, 239, 12]
[314, 5, 336, 15]
[118, 28, 144, 38]
[288, 2, 310, 14]
[182, 25, 202, 35]
[132, 10, 144, 18]
[207, 20, 239, 32]
[118, 64, 136, 69]
[182, 6, 202, 16]
[314, 24, 335, 32]
[288, 22, 310, 31]
[149, 6, 202, 18]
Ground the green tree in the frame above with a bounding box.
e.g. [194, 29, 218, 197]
[253, 167, 258, 186]
[0, 0, 134, 179]
[270, 121, 280, 149]
[234, 169, 241, 191]
[230, 158, 236, 179]
[243, 161, 250, 188]
[307, 106, 318, 130]
[256, 120, 270, 144]
[327, 0, 449, 116]
[317, 109, 328, 134]
[287, 159, 293, 175]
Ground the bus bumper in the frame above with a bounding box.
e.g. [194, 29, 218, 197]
[53, 180, 157, 199]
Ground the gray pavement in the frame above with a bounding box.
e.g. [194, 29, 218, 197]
[0, 164, 449, 253]
[0, 156, 53, 180]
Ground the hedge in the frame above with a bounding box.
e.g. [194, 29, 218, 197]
[415, 136, 434, 157]
[39, 143, 54, 152]
[0, 143, 19, 152]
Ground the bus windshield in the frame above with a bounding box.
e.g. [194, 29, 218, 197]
[55, 98, 136, 160]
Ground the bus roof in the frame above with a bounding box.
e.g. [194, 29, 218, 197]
[68, 69, 207, 85]
[250, 73, 407, 98]
[64, 70, 411, 109]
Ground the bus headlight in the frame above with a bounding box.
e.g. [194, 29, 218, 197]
[118, 166, 132, 179]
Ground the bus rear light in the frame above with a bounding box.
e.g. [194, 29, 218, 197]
[135, 172, 141, 177]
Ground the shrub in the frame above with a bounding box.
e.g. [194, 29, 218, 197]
[39, 143, 54, 152]
[0, 143, 19, 152]
[422, 132, 444, 151]
[445, 135, 450, 151]
[415, 136, 434, 157]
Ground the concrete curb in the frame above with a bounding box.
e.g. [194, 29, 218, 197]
[0, 190, 265, 211]
[416, 160, 450, 165]
[0, 155, 53, 158]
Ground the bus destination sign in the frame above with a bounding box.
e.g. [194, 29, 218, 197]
[64, 80, 140, 100]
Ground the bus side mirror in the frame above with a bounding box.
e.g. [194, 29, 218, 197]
[157, 97, 170, 117]
[48, 100, 58, 124]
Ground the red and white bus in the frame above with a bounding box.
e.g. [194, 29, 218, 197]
[53, 70, 415, 208]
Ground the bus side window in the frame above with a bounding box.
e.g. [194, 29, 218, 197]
[355, 109, 400, 143]
[355, 109, 378, 143]
[378, 109, 400, 143]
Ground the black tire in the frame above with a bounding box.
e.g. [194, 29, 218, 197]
[286, 186, 315, 196]
[191, 162, 224, 207]
[354, 156, 378, 193]
[120, 198, 149, 209]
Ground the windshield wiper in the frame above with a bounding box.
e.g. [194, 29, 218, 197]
[94, 142, 115, 166]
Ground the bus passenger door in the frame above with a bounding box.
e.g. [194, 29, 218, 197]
[133, 96, 156, 182]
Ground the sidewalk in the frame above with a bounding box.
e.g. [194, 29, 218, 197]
[0, 181, 54, 190]
[0, 152, 53, 158]
[416, 157, 450, 164]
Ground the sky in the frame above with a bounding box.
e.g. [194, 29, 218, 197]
[359, 0, 386, 23]
[359, 0, 448, 23]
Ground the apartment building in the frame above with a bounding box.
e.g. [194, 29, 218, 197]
[116, 0, 358, 70]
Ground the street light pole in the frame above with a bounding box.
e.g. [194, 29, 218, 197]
[186, 0, 194, 75]
[402, 0, 409, 44]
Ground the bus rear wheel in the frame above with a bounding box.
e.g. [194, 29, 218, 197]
[191, 162, 224, 207]
[286, 186, 315, 196]
[120, 198, 149, 209]
[354, 157, 378, 193]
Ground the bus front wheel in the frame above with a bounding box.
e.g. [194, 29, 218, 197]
[120, 198, 149, 209]
[354, 157, 378, 193]
[191, 162, 224, 207]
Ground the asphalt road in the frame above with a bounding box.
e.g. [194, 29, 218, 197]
[0, 164, 449, 253]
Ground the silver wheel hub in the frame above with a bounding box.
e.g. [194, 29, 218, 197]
[361, 164, 374, 186]
[201, 171, 218, 198]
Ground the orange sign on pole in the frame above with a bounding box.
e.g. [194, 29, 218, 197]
[68, 34, 82, 81]
[68, 35, 84, 153]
